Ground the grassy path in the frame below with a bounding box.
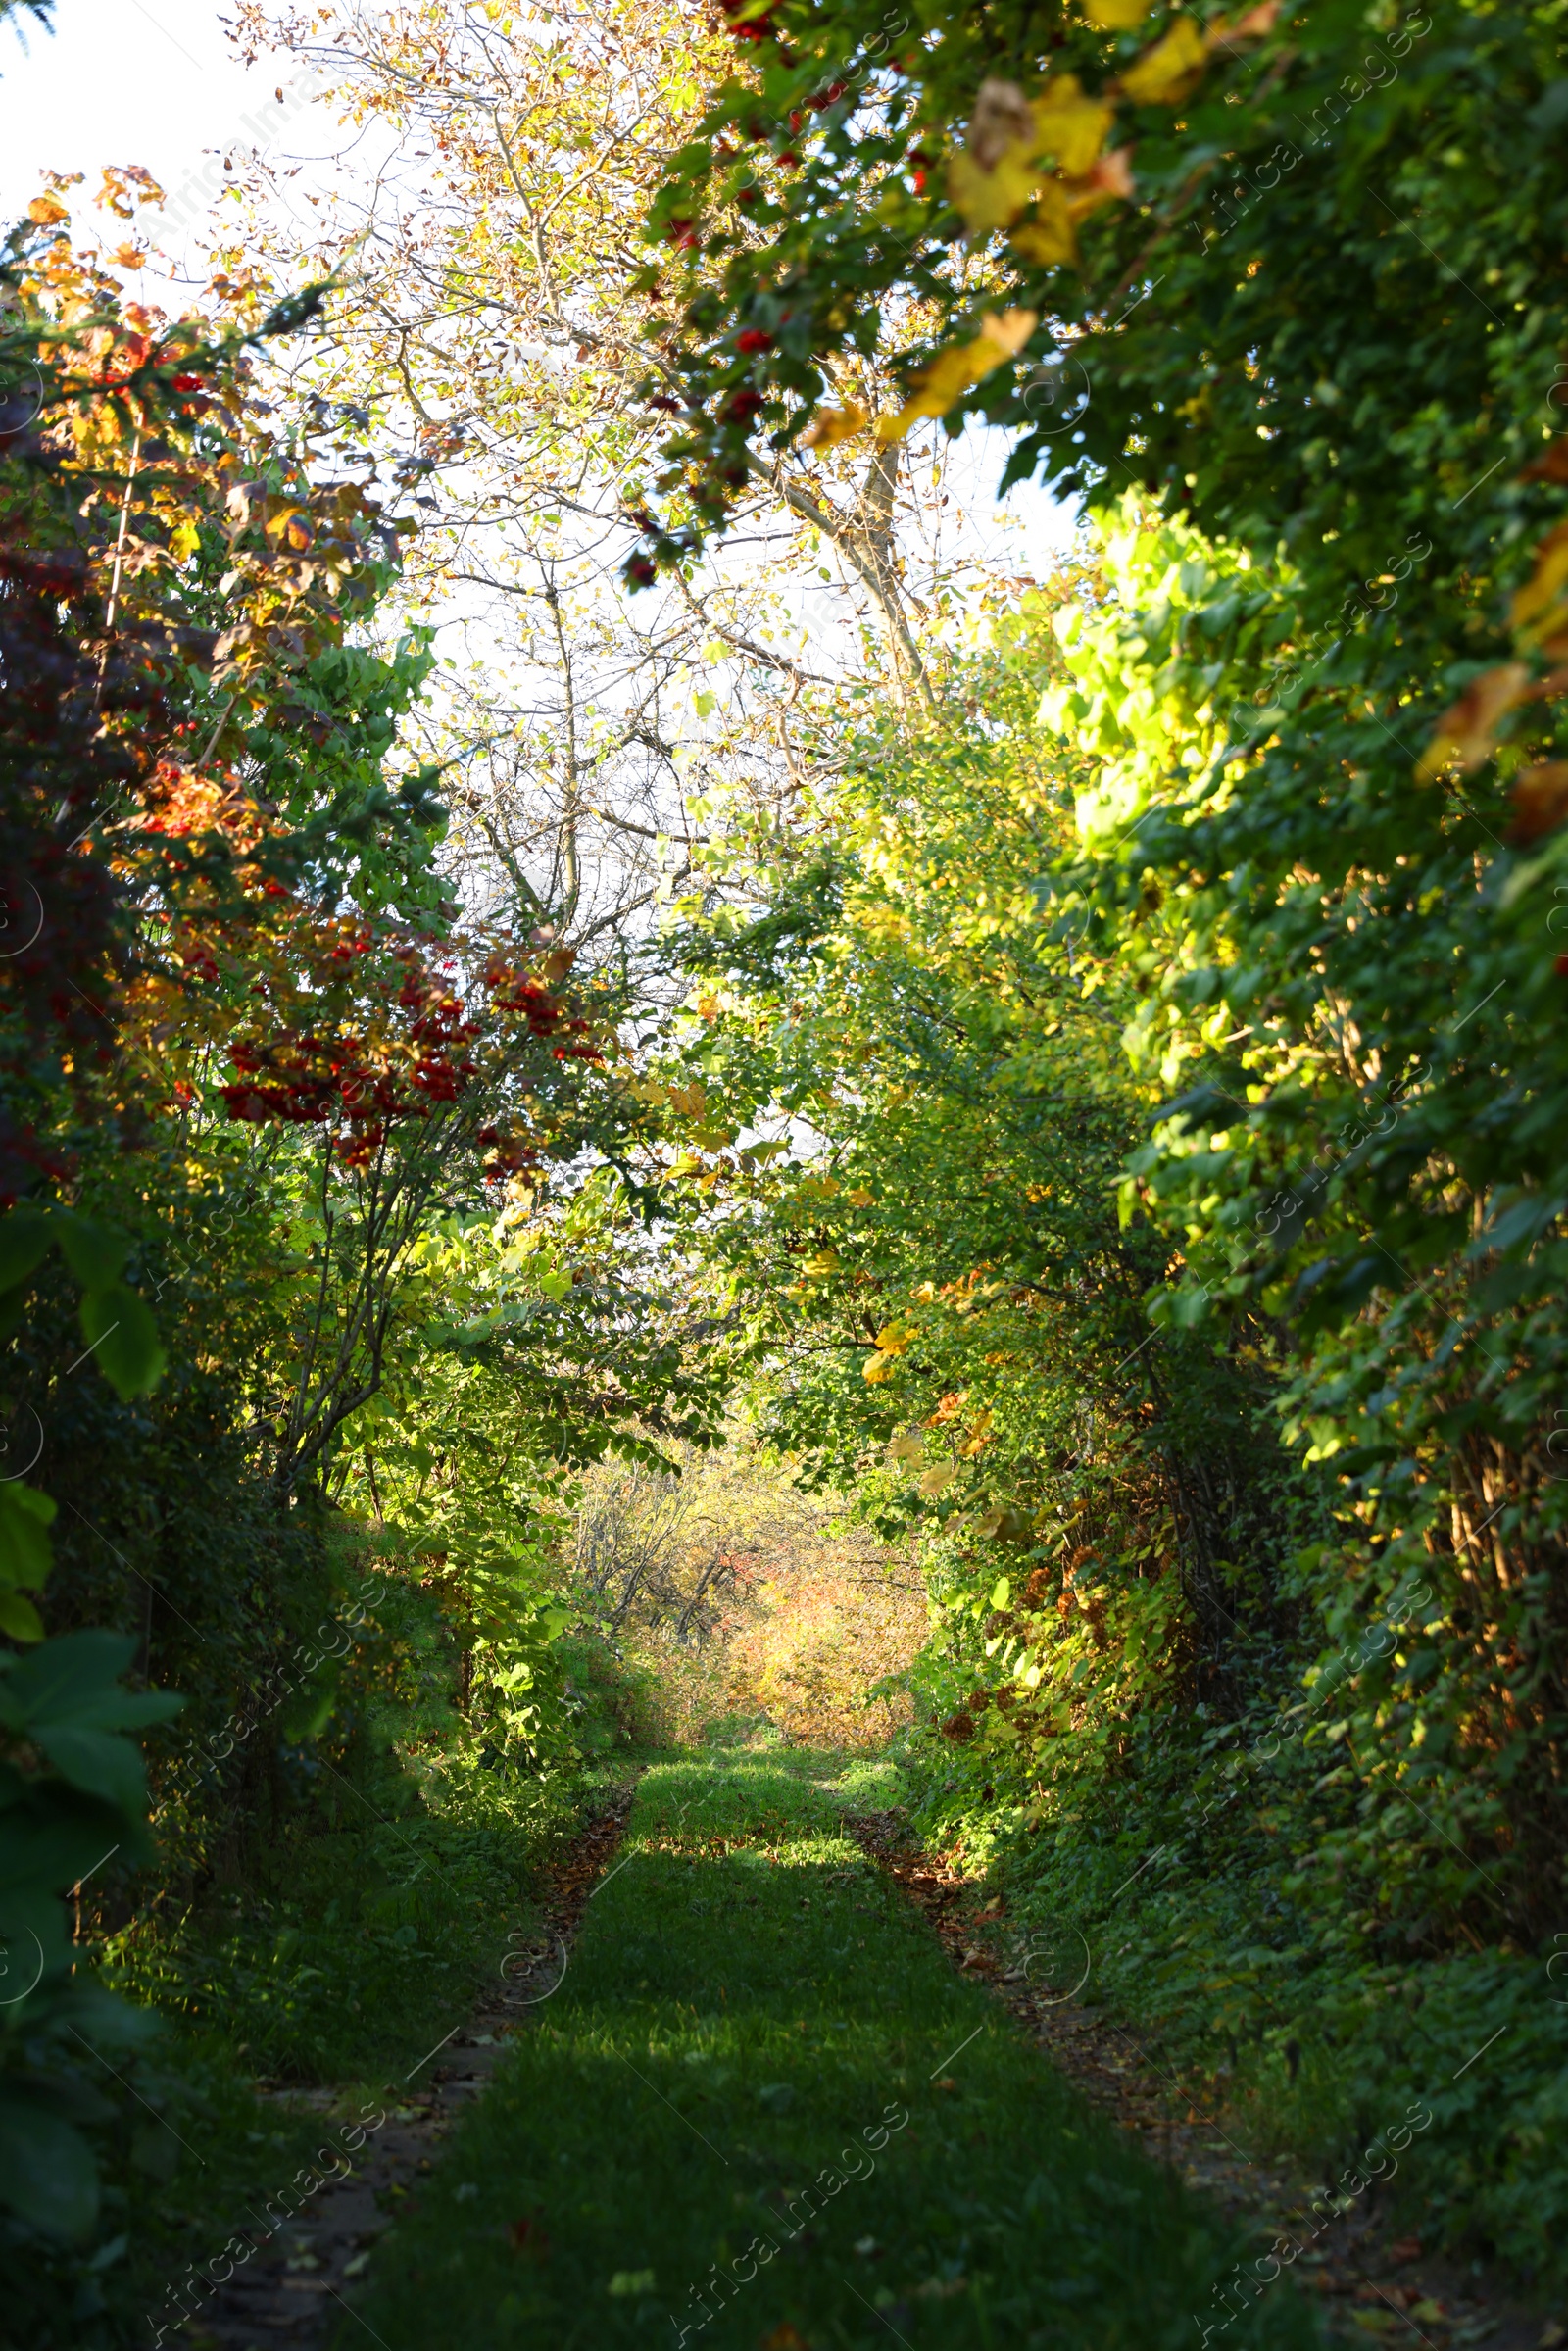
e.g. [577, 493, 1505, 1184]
[343, 1751, 1322, 2350]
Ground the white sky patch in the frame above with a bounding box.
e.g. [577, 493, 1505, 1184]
[0, 0, 342, 276]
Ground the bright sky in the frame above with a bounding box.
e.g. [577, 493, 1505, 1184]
[0, 0, 334, 258]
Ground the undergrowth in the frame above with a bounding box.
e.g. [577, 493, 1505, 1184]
[903, 1706, 1568, 2303]
[10, 1755, 582, 2351]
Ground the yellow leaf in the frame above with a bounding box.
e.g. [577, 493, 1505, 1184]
[27, 194, 69, 226]
[1084, 0, 1152, 22]
[980, 307, 1041, 359]
[803, 400, 869, 450]
[1417, 661, 1529, 779]
[1121, 14, 1208, 104]
[888, 1432, 925, 1460]
[874, 1320, 914, 1353]
[948, 144, 1044, 237]
[1030, 76, 1113, 175]
[863, 1352, 896, 1383]
[960, 1407, 995, 1457]
[666, 1081, 707, 1115]
[918, 1463, 957, 1495]
[846, 1185, 874, 1206]
[877, 309, 1039, 444]
[1010, 184, 1080, 269]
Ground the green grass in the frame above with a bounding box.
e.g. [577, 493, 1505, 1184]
[105, 1770, 575, 2086]
[343, 1749, 1326, 2350]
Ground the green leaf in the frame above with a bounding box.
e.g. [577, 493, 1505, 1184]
[0, 2094, 100, 2238]
[0, 1481, 56, 1596]
[34, 1727, 148, 1818]
[0, 1882, 69, 1985]
[0, 1205, 53, 1292]
[0, 1590, 44, 1641]
[0, 1788, 129, 1898]
[78, 1284, 167, 1401]
[0, 1630, 179, 1734]
[53, 1212, 129, 1293]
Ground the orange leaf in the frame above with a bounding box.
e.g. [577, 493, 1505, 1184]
[27, 194, 69, 226]
[1508, 760, 1568, 843]
[1417, 661, 1530, 779]
[1511, 519, 1568, 646]
[1205, 0, 1281, 48]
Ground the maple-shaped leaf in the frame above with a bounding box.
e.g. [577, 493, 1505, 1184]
[1010, 184, 1081, 269]
[1121, 15, 1208, 104]
[27, 194, 69, 226]
[803, 401, 869, 449]
[878, 310, 1038, 443]
[949, 143, 1043, 235]
[1031, 76, 1114, 175]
